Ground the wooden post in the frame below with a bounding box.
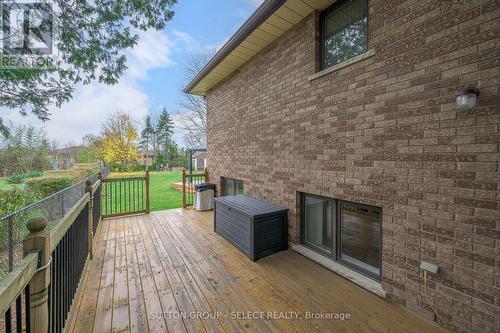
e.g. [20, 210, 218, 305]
[182, 169, 187, 209]
[204, 168, 209, 182]
[98, 172, 103, 219]
[145, 170, 150, 214]
[23, 217, 50, 333]
[85, 180, 94, 259]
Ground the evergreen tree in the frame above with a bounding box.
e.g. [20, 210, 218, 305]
[156, 108, 174, 163]
[140, 115, 155, 152]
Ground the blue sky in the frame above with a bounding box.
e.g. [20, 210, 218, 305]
[140, 0, 262, 115]
[3, 0, 263, 145]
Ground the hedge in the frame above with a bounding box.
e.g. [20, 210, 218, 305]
[25, 176, 75, 197]
[6, 171, 43, 184]
[0, 188, 41, 216]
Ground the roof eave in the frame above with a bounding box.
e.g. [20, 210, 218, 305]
[183, 0, 287, 95]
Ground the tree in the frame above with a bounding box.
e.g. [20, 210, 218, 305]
[96, 111, 140, 169]
[0, 0, 177, 136]
[139, 115, 155, 152]
[177, 48, 216, 147]
[0, 123, 51, 175]
[156, 108, 174, 161]
[75, 134, 100, 163]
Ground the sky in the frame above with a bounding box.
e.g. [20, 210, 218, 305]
[3, 0, 264, 146]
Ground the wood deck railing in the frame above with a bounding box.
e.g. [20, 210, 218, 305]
[182, 168, 209, 208]
[0, 175, 104, 333]
[101, 171, 150, 218]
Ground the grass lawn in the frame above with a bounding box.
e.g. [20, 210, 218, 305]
[107, 171, 183, 212]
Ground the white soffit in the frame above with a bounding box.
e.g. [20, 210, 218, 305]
[186, 0, 335, 95]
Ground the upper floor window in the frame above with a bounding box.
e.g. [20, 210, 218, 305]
[321, 0, 368, 69]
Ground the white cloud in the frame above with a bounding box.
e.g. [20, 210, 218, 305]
[126, 29, 175, 80]
[3, 79, 149, 145]
[4, 29, 196, 144]
[170, 30, 200, 52]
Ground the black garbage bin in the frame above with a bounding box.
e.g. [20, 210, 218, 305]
[194, 182, 216, 211]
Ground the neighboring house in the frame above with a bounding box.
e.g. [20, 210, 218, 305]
[192, 151, 207, 171]
[185, 1, 499, 332]
[50, 146, 82, 170]
[139, 150, 155, 166]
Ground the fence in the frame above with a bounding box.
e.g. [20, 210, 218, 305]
[182, 169, 209, 208]
[0, 171, 107, 333]
[0, 169, 108, 281]
[101, 171, 150, 218]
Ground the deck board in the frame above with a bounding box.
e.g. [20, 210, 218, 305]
[70, 209, 446, 333]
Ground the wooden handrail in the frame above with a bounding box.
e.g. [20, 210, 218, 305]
[92, 179, 101, 194]
[0, 177, 102, 332]
[185, 172, 205, 179]
[0, 253, 38, 315]
[50, 193, 90, 252]
[103, 176, 146, 182]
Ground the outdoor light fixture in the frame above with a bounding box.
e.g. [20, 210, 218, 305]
[456, 86, 479, 111]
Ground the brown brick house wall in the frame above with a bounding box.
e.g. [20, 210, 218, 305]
[205, 1, 499, 332]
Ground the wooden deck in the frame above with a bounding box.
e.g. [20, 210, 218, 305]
[69, 209, 445, 333]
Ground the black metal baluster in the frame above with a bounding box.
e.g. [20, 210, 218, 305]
[15, 294, 22, 333]
[119, 180, 122, 214]
[57, 243, 62, 333]
[5, 306, 12, 333]
[50, 253, 55, 332]
[25, 285, 31, 333]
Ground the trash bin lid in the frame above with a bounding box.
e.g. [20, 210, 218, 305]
[194, 182, 216, 191]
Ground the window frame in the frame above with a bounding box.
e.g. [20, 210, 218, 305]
[300, 192, 382, 281]
[336, 200, 382, 280]
[319, 0, 369, 70]
[221, 177, 244, 196]
[300, 193, 336, 257]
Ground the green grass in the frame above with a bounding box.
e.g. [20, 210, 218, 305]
[104, 171, 183, 214]
[149, 171, 183, 211]
[0, 179, 21, 191]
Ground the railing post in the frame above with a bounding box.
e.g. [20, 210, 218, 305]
[204, 168, 209, 182]
[85, 180, 94, 259]
[23, 217, 50, 333]
[98, 172, 104, 219]
[182, 169, 187, 209]
[145, 171, 150, 214]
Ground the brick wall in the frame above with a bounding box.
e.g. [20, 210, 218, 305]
[205, 1, 499, 332]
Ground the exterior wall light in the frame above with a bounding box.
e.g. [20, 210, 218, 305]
[456, 86, 479, 111]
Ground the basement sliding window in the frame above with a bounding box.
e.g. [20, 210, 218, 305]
[321, 0, 368, 69]
[300, 193, 381, 280]
[221, 177, 244, 196]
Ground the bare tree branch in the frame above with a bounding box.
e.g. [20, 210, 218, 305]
[177, 48, 217, 147]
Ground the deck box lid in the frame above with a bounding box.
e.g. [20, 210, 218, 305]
[214, 195, 288, 217]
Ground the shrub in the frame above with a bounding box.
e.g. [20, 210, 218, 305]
[44, 166, 98, 180]
[72, 166, 98, 176]
[6, 171, 43, 184]
[0, 188, 41, 217]
[25, 176, 75, 197]
[109, 164, 153, 172]
[6, 174, 24, 184]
